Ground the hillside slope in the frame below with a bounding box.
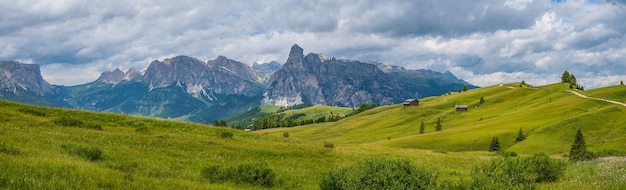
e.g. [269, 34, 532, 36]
[1, 91, 625, 189]
[262, 83, 626, 156]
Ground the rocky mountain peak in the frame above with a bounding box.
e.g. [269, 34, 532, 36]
[252, 61, 281, 74]
[124, 67, 142, 81]
[0, 60, 54, 95]
[285, 44, 305, 69]
[96, 68, 125, 83]
[264, 45, 477, 107]
[207, 56, 261, 82]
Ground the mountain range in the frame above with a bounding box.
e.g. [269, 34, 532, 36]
[0, 44, 476, 122]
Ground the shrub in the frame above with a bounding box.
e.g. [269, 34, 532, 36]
[201, 165, 226, 183]
[527, 153, 567, 183]
[201, 162, 275, 187]
[471, 153, 567, 189]
[489, 137, 501, 152]
[53, 116, 102, 130]
[17, 108, 48, 117]
[218, 131, 234, 139]
[0, 143, 21, 156]
[282, 132, 289, 138]
[320, 157, 436, 190]
[64, 145, 103, 161]
[323, 141, 334, 148]
[136, 125, 150, 134]
[53, 116, 84, 127]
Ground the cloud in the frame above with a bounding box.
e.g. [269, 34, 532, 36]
[0, 0, 624, 89]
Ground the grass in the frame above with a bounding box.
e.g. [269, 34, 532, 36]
[1, 82, 626, 189]
[261, 83, 626, 157]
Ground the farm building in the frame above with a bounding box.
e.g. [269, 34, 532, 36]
[403, 99, 419, 107]
[455, 105, 468, 112]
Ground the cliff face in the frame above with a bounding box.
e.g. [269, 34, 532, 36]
[0, 61, 54, 96]
[263, 44, 475, 107]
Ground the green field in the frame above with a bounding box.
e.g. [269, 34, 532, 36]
[1, 82, 626, 189]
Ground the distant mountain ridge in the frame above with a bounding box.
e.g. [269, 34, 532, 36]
[0, 44, 477, 122]
[263, 44, 476, 107]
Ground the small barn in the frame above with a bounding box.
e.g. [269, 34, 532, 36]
[403, 99, 419, 107]
[455, 105, 469, 112]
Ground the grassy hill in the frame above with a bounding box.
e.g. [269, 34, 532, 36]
[261, 83, 626, 156]
[1, 82, 626, 189]
[226, 104, 353, 128]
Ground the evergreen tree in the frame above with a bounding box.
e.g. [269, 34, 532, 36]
[515, 128, 526, 142]
[570, 74, 577, 86]
[419, 121, 425, 134]
[570, 129, 594, 161]
[463, 85, 468, 92]
[489, 137, 501, 152]
[621, 80, 624, 85]
[479, 97, 485, 104]
[435, 118, 442, 131]
[561, 71, 570, 83]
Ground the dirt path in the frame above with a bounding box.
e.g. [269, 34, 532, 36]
[567, 90, 626, 107]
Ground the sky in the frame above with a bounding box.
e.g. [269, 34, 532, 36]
[1, 0, 626, 88]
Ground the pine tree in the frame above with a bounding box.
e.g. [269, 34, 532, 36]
[435, 118, 442, 131]
[515, 128, 526, 142]
[479, 97, 485, 104]
[621, 80, 624, 85]
[489, 137, 501, 152]
[463, 85, 468, 92]
[570, 129, 594, 161]
[570, 74, 577, 86]
[561, 71, 570, 83]
[419, 121, 425, 134]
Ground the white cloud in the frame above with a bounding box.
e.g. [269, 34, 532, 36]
[0, 0, 624, 89]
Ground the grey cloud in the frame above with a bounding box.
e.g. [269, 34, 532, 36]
[344, 0, 546, 37]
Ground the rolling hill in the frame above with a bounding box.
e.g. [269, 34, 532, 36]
[1, 82, 625, 189]
[261, 83, 626, 156]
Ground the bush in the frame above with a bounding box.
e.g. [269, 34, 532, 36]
[201, 162, 275, 187]
[471, 153, 567, 189]
[218, 131, 234, 139]
[0, 143, 21, 156]
[201, 165, 226, 183]
[323, 141, 334, 148]
[53, 116, 102, 130]
[282, 132, 289, 138]
[527, 153, 567, 183]
[63, 145, 103, 161]
[320, 157, 436, 190]
[489, 137, 501, 152]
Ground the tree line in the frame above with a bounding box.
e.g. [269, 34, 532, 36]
[561, 71, 584, 90]
[250, 103, 379, 131]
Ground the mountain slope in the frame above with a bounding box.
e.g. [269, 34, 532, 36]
[262, 83, 626, 156]
[0, 61, 64, 107]
[263, 44, 476, 107]
[59, 55, 265, 123]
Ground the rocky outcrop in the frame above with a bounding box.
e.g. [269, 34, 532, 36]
[0, 61, 54, 96]
[252, 61, 281, 75]
[142, 55, 263, 97]
[263, 44, 476, 107]
[207, 56, 261, 83]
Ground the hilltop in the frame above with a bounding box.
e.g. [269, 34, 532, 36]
[261, 82, 626, 156]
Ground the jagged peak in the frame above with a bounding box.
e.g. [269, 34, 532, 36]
[287, 44, 304, 63]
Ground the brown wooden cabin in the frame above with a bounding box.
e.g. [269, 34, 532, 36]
[403, 99, 419, 107]
[455, 105, 469, 112]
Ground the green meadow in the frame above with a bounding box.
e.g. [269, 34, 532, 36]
[1, 82, 626, 189]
